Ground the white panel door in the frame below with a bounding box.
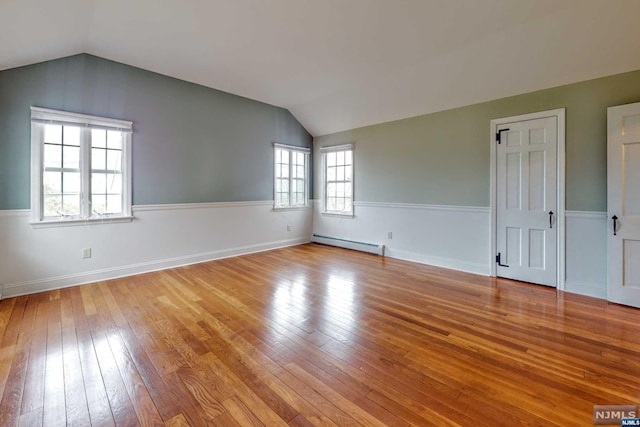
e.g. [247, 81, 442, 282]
[608, 102, 640, 308]
[496, 117, 557, 286]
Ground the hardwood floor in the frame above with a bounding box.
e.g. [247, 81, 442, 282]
[1, 243, 639, 426]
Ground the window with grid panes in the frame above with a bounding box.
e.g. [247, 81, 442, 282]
[91, 129, 125, 215]
[321, 144, 353, 215]
[274, 143, 309, 208]
[30, 107, 133, 225]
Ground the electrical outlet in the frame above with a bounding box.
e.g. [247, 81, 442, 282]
[388, 232, 393, 239]
[287, 225, 292, 231]
[82, 248, 92, 259]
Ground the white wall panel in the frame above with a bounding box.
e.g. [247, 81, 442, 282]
[564, 211, 607, 299]
[0, 202, 312, 298]
[0, 206, 609, 302]
[314, 203, 608, 300]
[313, 201, 491, 275]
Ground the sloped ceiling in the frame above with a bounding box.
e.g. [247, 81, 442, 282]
[2, 0, 640, 136]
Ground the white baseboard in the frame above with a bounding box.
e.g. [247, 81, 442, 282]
[564, 280, 607, 300]
[386, 248, 490, 276]
[2, 237, 309, 299]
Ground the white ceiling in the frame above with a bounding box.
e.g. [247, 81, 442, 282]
[2, 0, 640, 136]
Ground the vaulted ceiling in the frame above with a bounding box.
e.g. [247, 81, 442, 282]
[2, 0, 640, 136]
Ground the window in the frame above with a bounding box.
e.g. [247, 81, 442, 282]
[321, 144, 353, 215]
[30, 107, 133, 225]
[274, 143, 310, 208]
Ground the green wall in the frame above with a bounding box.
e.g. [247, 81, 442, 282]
[0, 54, 312, 210]
[314, 70, 640, 211]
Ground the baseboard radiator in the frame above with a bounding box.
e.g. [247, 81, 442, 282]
[311, 234, 385, 256]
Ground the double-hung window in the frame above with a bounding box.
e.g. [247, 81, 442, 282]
[274, 143, 310, 209]
[321, 144, 353, 216]
[30, 107, 133, 225]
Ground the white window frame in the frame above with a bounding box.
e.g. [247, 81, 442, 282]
[273, 143, 310, 209]
[30, 107, 133, 226]
[321, 143, 354, 216]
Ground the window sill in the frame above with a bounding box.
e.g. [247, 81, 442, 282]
[30, 215, 134, 228]
[273, 205, 310, 211]
[321, 211, 354, 218]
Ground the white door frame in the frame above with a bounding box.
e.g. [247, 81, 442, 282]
[489, 108, 566, 289]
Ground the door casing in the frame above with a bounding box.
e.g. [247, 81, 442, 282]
[489, 109, 566, 289]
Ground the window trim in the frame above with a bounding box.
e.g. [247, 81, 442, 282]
[273, 143, 310, 210]
[30, 107, 133, 226]
[320, 143, 354, 217]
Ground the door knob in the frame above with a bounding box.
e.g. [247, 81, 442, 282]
[612, 215, 618, 236]
[548, 211, 553, 229]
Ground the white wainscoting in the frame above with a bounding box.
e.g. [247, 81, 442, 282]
[313, 200, 492, 275]
[0, 202, 312, 298]
[564, 210, 607, 299]
[0, 204, 609, 301]
[313, 202, 609, 300]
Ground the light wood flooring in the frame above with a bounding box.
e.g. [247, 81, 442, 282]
[1, 243, 639, 426]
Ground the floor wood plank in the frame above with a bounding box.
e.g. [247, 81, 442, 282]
[42, 319, 66, 427]
[0, 243, 639, 425]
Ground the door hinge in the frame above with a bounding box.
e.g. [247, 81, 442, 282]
[496, 252, 509, 267]
[496, 128, 510, 144]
